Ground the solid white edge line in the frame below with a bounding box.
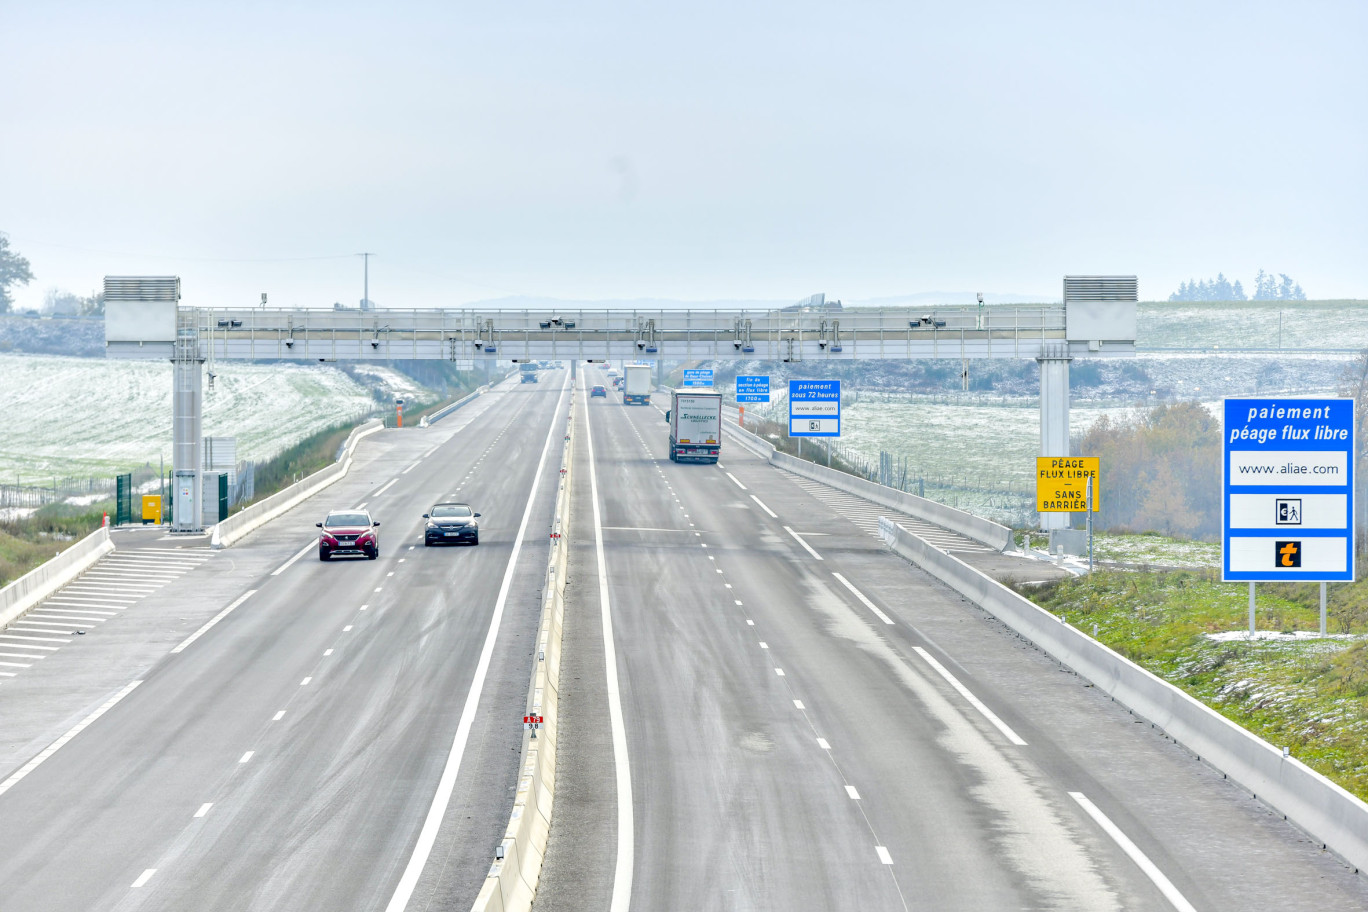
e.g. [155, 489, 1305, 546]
[130, 868, 157, 888]
[170, 590, 258, 654]
[912, 647, 1027, 746]
[584, 372, 636, 912]
[1068, 792, 1198, 912]
[0, 680, 142, 797]
[832, 572, 895, 625]
[749, 494, 778, 518]
[726, 472, 747, 490]
[783, 526, 823, 561]
[271, 541, 315, 576]
[384, 372, 569, 912]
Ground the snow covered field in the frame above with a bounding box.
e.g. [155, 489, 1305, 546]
[0, 354, 431, 482]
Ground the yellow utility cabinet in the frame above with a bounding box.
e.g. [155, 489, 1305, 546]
[142, 494, 163, 525]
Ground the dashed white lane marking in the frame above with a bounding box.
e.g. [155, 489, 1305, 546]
[832, 573, 894, 626]
[374, 587, 383, 593]
[300, 677, 312, 686]
[194, 803, 212, 818]
[783, 526, 824, 561]
[749, 495, 778, 518]
[272, 711, 286, 721]
[0, 680, 142, 797]
[131, 869, 157, 888]
[344, 625, 353, 631]
[746, 619, 754, 626]
[912, 647, 1027, 746]
[1069, 792, 1198, 912]
[775, 668, 786, 676]
[324, 649, 333, 656]
[171, 590, 257, 654]
[272, 541, 315, 576]
[360, 604, 368, 611]
[816, 737, 830, 749]
[759, 642, 768, 649]
[875, 846, 894, 865]
[846, 785, 861, 800]
[373, 477, 400, 496]
[239, 751, 254, 764]
[726, 472, 747, 490]
[793, 699, 804, 709]
[734, 600, 742, 606]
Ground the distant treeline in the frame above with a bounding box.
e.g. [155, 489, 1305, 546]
[1169, 269, 1306, 302]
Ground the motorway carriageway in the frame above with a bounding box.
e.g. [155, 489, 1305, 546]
[0, 371, 570, 911]
[534, 369, 1368, 912]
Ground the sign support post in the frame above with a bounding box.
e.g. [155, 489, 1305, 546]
[1321, 581, 1328, 637]
[1087, 475, 1094, 573]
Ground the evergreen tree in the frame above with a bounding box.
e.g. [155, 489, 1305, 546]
[1232, 279, 1246, 300]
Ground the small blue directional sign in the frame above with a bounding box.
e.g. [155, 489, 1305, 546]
[682, 369, 713, 388]
[789, 379, 840, 437]
[736, 375, 770, 403]
[1222, 397, 1355, 582]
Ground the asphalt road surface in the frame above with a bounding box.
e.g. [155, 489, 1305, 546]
[536, 369, 1368, 912]
[0, 371, 569, 911]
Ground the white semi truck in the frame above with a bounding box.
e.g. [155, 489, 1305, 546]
[623, 364, 653, 405]
[666, 389, 723, 463]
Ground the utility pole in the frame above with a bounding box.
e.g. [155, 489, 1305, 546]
[358, 252, 375, 309]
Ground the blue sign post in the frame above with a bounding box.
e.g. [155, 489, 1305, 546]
[682, 369, 713, 388]
[736, 375, 770, 403]
[789, 380, 841, 437]
[1222, 397, 1355, 582]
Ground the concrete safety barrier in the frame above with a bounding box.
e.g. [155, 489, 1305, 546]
[471, 388, 574, 911]
[718, 417, 1012, 551]
[0, 524, 114, 631]
[879, 516, 1368, 873]
[211, 419, 383, 550]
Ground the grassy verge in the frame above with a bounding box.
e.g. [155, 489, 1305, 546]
[0, 502, 112, 588]
[237, 421, 362, 512]
[1017, 570, 1368, 800]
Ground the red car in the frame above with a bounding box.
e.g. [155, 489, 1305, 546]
[317, 510, 380, 560]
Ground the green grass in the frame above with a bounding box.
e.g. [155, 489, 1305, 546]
[0, 501, 112, 587]
[1018, 570, 1368, 799]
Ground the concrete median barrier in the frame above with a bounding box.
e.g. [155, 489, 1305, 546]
[879, 516, 1368, 873]
[0, 525, 114, 631]
[210, 419, 383, 549]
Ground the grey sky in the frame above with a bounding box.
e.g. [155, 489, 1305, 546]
[3, 1, 1364, 310]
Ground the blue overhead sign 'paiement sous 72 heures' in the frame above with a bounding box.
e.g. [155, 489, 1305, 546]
[789, 379, 840, 437]
[1223, 398, 1355, 582]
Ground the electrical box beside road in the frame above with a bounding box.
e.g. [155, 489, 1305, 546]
[142, 495, 162, 525]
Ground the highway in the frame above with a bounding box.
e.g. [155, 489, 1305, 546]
[2, 365, 1368, 911]
[0, 371, 570, 911]
[537, 369, 1368, 911]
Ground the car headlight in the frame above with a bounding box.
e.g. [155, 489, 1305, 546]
[426, 521, 437, 529]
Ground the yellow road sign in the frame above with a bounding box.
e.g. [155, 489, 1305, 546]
[1036, 457, 1100, 512]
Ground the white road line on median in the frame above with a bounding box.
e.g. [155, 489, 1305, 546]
[373, 477, 400, 496]
[726, 472, 747, 490]
[195, 803, 212, 818]
[0, 680, 142, 797]
[130, 869, 157, 888]
[832, 573, 895, 626]
[582, 373, 635, 912]
[170, 590, 257, 654]
[239, 751, 253, 764]
[0, 640, 58, 650]
[875, 846, 893, 865]
[272, 541, 316, 576]
[749, 495, 778, 518]
[912, 647, 1027, 746]
[1069, 792, 1198, 912]
[0, 661, 32, 668]
[783, 526, 823, 561]
[0, 652, 45, 660]
[384, 371, 569, 912]
[0, 634, 67, 643]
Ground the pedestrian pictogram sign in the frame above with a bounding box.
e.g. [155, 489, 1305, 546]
[1035, 457, 1099, 512]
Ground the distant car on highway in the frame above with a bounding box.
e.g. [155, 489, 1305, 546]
[521, 372, 538, 383]
[591, 385, 608, 398]
[423, 502, 480, 546]
[317, 510, 380, 560]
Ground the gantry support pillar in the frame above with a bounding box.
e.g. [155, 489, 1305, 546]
[1037, 342, 1071, 531]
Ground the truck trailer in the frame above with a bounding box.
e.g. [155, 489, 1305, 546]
[666, 389, 722, 463]
[623, 364, 653, 405]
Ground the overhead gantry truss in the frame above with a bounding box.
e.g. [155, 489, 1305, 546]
[106, 302, 1136, 362]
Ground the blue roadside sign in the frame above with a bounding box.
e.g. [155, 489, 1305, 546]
[682, 369, 713, 387]
[1222, 397, 1355, 582]
[736, 375, 770, 403]
[789, 379, 840, 437]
